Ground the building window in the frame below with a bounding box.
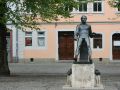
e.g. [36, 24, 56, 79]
[75, 0, 88, 13]
[93, 0, 102, 12]
[78, 2, 87, 12]
[65, 4, 73, 12]
[37, 31, 45, 47]
[116, 2, 120, 12]
[118, 8, 120, 11]
[25, 32, 32, 46]
[93, 34, 102, 49]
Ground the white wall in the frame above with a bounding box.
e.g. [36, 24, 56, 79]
[17, 30, 25, 59]
[6, 25, 25, 61]
[6, 25, 16, 58]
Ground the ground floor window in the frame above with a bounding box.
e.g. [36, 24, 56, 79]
[93, 34, 102, 49]
[25, 32, 32, 46]
[37, 31, 45, 47]
[25, 31, 46, 48]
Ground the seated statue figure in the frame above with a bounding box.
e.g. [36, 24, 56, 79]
[74, 15, 95, 63]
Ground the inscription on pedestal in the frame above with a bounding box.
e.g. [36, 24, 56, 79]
[72, 63, 95, 88]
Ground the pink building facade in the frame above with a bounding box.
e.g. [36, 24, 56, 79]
[10, 0, 120, 62]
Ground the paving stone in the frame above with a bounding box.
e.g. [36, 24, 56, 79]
[0, 61, 120, 90]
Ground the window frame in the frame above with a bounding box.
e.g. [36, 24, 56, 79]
[117, 5, 120, 13]
[92, 0, 103, 13]
[91, 33, 104, 51]
[71, 0, 104, 14]
[65, 4, 73, 12]
[24, 30, 47, 50]
[93, 34, 102, 49]
[25, 31, 33, 47]
[77, 2, 88, 12]
[37, 31, 46, 47]
[118, 8, 120, 11]
[71, 0, 89, 13]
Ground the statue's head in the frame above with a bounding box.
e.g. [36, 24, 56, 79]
[81, 15, 87, 24]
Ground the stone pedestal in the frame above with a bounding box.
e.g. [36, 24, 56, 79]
[72, 63, 95, 88]
[63, 63, 104, 90]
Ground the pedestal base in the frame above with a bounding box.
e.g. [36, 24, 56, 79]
[72, 63, 95, 88]
[63, 84, 104, 90]
[63, 63, 104, 90]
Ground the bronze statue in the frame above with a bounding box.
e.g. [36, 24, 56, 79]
[74, 15, 95, 62]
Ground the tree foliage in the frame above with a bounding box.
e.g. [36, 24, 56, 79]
[0, 0, 95, 29]
[108, 0, 120, 8]
[2, 0, 77, 29]
[0, 0, 92, 76]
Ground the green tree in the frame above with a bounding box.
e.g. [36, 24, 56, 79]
[0, 0, 78, 76]
[108, 0, 120, 9]
[0, 0, 93, 76]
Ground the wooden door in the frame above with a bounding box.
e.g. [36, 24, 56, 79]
[112, 33, 120, 60]
[58, 31, 74, 60]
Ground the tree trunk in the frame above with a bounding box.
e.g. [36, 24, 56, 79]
[0, 25, 10, 76]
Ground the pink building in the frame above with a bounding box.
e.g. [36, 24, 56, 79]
[9, 0, 120, 62]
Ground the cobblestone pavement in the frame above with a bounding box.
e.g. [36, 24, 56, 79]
[0, 61, 120, 90]
[0, 74, 120, 90]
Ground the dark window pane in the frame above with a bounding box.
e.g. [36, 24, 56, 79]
[69, 5, 73, 12]
[25, 37, 32, 46]
[79, 4, 82, 11]
[25, 32, 32, 36]
[118, 4, 120, 11]
[65, 5, 69, 11]
[83, 3, 87, 11]
[38, 32, 45, 36]
[65, 5, 73, 12]
[99, 39, 102, 48]
[118, 7, 120, 11]
[93, 34, 102, 48]
[94, 3, 97, 11]
[98, 2, 102, 11]
[79, 3, 87, 12]
[93, 39, 97, 48]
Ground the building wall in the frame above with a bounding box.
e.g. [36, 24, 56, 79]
[9, 0, 120, 62]
[91, 24, 120, 59]
[23, 29, 56, 59]
[18, 30, 25, 59]
[22, 23, 120, 61]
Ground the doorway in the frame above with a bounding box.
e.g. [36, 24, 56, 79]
[58, 31, 74, 60]
[112, 33, 120, 60]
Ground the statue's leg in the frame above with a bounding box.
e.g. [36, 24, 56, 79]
[85, 38, 92, 60]
[75, 38, 82, 60]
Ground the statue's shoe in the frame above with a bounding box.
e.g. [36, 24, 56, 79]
[73, 57, 77, 62]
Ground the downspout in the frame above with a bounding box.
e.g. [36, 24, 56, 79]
[16, 28, 19, 63]
[10, 31, 13, 63]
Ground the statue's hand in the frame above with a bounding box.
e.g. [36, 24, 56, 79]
[74, 38, 77, 41]
[90, 32, 96, 38]
[92, 32, 97, 35]
[74, 36, 79, 41]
